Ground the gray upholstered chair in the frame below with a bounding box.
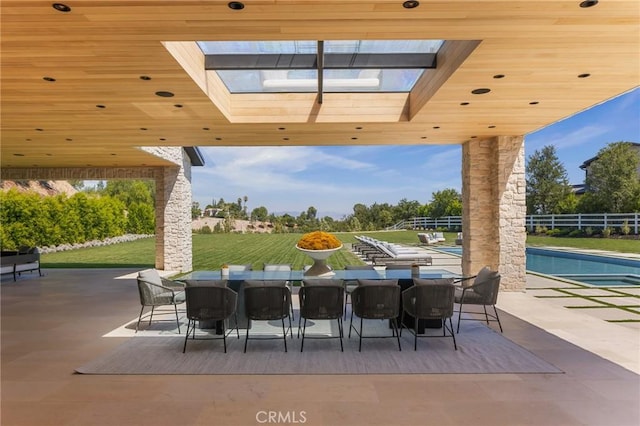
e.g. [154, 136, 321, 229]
[454, 267, 503, 333]
[183, 286, 239, 353]
[135, 272, 185, 333]
[343, 265, 375, 318]
[348, 279, 402, 352]
[401, 278, 457, 350]
[298, 279, 345, 351]
[243, 281, 293, 352]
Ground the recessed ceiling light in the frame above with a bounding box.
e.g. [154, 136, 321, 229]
[140, 127, 148, 131]
[529, 101, 539, 105]
[471, 136, 478, 139]
[96, 104, 106, 108]
[46, 153, 52, 156]
[13, 153, 24, 157]
[215, 137, 222, 141]
[488, 125, 496, 128]
[351, 137, 358, 140]
[278, 127, 286, 130]
[52, 3, 71, 12]
[110, 153, 117, 156]
[159, 138, 166, 141]
[578, 73, 591, 78]
[471, 88, 491, 95]
[421, 136, 427, 139]
[433, 126, 440, 129]
[43, 76, 56, 82]
[155, 91, 174, 97]
[355, 126, 363, 130]
[460, 102, 469, 106]
[174, 104, 183, 108]
[66, 138, 73, 141]
[283, 137, 290, 141]
[579, 0, 598, 8]
[403, 1, 420, 9]
[26, 138, 31, 141]
[35, 128, 43, 131]
[139, 75, 152, 80]
[203, 127, 210, 131]
[228, 1, 245, 10]
[493, 74, 505, 79]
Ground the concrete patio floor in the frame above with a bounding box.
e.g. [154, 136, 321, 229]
[1, 268, 639, 426]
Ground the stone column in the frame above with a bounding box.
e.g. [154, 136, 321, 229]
[461, 136, 526, 291]
[145, 147, 193, 272]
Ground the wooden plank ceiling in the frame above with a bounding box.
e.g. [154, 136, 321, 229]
[1, 0, 638, 169]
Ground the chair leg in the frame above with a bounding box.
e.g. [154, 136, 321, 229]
[300, 319, 307, 352]
[483, 305, 490, 325]
[282, 319, 288, 352]
[338, 318, 343, 352]
[358, 317, 363, 352]
[348, 310, 355, 338]
[182, 319, 191, 353]
[456, 302, 463, 333]
[414, 318, 418, 351]
[399, 311, 405, 337]
[149, 306, 155, 325]
[297, 312, 302, 338]
[174, 304, 181, 334]
[223, 331, 227, 353]
[448, 317, 458, 350]
[234, 313, 240, 339]
[493, 305, 503, 332]
[135, 306, 145, 333]
[392, 319, 402, 351]
[244, 323, 250, 353]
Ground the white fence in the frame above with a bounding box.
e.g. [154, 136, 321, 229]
[390, 213, 640, 234]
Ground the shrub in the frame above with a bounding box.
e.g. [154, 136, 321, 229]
[568, 229, 583, 238]
[621, 220, 631, 236]
[199, 225, 212, 234]
[602, 227, 612, 238]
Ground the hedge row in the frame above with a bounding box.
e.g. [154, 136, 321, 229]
[0, 189, 154, 250]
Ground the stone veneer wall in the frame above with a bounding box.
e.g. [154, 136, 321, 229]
[461, 136, 526, 291]
[141, 147, 193, 272]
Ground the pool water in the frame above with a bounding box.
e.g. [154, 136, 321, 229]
[436, 247, 640, 286]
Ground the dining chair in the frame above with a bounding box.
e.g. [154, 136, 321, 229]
[400, 278, 457, 350]
[298, 280, 345, 352]
[135, 274, 185, 333]
[349, 279, 402, 352]
[343, 265, 375, 319]
[243, 282, 293, 352]
[183, 285, 239, 353]
[263, 264, 294, 319]
[454, 267, 503, 333]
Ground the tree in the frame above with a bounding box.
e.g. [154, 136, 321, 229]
[526, 145, 573, 214]
[251, 206, 269, 222]
[191, 201, 202, 219]
[393, 198, 421, 221]
[579, 141, 640, 213]
[428, 188, 462, 218]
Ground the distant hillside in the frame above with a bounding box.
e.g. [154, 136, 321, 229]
[0, 180, 78, 197]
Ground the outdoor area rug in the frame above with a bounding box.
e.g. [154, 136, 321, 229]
[76, 320, 562, 375]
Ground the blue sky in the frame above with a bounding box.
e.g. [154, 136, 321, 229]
[192, 87, 639, 219]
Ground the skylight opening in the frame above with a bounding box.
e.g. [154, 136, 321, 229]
[198, 40, 443, 94]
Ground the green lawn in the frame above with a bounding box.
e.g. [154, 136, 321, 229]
[40, 230, 639, 270]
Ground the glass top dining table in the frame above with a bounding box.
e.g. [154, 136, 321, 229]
[181, 268, 459, 281]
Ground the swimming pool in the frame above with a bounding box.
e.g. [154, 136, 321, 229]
[436, 246, 640, 287]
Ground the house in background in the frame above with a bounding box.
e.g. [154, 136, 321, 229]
[579, 142, 640, 180]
